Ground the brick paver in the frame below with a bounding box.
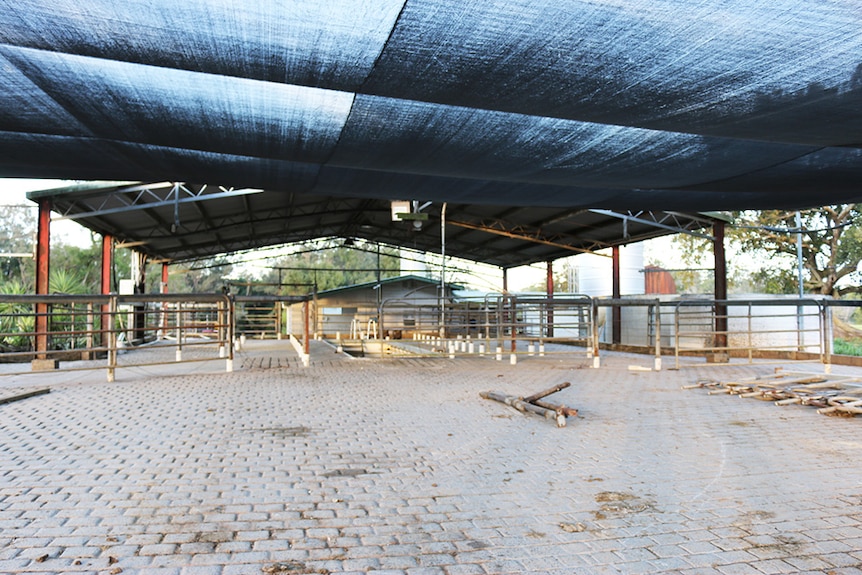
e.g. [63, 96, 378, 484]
[1, 341, 861, 574]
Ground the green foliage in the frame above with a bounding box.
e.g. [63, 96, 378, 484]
[745, 268, 797, 295]
[0, 280, 33, 350]
[257, 242, 401, 296]
[672, 206, 862, 297]
[833, 338, 862, 357]
[49, 268, 87, 294]
[732, 206, 862, 297]
[51, 242, 104, 293]
[159, 255, 234, 293]
[0, 205, 36, 286]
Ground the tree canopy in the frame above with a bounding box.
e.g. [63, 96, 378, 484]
[669, 205, 862, 297]
[251, 242, 401, 296]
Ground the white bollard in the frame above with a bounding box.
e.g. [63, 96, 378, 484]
[539, 342, 545, 357]
[479, 343, 485, 356]
[468, 342, 475, 354]
[528, 343, 535, 356]
[226, 358, 233, 373]
[510, 353, 517, 365]
[495, 346, 503, 361]
[449, 343, 456, 359]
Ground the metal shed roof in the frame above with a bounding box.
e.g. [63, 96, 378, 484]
[32, 181, 720, 268]
[1, 0, 861, 213]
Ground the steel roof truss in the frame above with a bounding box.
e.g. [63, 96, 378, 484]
[588, 210, 715, 240]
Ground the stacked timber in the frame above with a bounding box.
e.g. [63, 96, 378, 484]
[684, 369, 862, 417]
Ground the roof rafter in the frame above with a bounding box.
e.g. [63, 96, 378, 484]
[588, 210, 716, 240]
[448, 219, 612, 257]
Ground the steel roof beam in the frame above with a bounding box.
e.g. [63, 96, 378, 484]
[588, 209, 715, 240]
[448, 219, 611, 257]
[52, 184, 263, 221]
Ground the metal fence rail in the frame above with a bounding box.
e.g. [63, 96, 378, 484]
[310, 294, 599, 361]
[672, 298, 829, 369]
[0, 293, 234, 380]
[3, 292, 862, 376]
[234, 296, 304, 340]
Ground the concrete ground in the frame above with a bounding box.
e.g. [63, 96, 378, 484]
[1, 341, 861, 575]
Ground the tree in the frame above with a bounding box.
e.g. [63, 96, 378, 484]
[50, 242, 104, 293]
[0, 205, 36, 287]
[158, 255, 235, 293]
[671, 206, 862, 297]
[258, 243, 400, 296]
[732, 206, 862, 297]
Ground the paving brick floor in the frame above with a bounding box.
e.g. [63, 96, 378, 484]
[1, 341, 861, 574]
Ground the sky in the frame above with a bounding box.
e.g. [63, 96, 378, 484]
[0, 178, 94, 247]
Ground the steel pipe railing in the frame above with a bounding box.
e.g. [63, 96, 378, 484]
[0, 293, 234, 380]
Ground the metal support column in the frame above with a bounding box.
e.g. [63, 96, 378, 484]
[546, 260, 554, 338]
[612, 245, 621, 345]
[131, 251, 147, 343]
[32, 198, 53, 369]
[161, 262, 169, 339]
[101, 235, 113, 349]
[714, 221, 728, 351]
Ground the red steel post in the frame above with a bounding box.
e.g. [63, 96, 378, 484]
[714, 222, 728, 350]
[546, 260, 554, 338]
[101, 235, 113, 348]
[34, 199, 51, 361]
[612, 245, 621, 345]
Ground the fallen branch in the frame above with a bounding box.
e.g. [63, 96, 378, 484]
[523, 382, 571, 403]
[481, 387, 575, 428]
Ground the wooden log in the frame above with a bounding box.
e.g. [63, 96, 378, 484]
[775, 397, 801, 406]
[480, 390, 567, 427]
[818, 397, 862, 415]
[530, 398, 578, 418]
[522, 382, 571, 403]
[0, 388, 50, 406]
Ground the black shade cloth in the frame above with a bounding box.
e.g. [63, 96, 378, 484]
[2, 0, 861, 216]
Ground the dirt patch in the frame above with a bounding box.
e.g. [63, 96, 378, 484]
[593, 491, 655, 519]
[253, 426, 311, 438]
[262, 562, 329, 574]
[751, 534, 806, 554]
[321, 468, 370, 478]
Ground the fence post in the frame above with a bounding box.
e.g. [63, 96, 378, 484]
[175, 301, 183, 362]
[218, 299, 226, 359]
[822, 302, 832, 374]
[226, 296, 235, 373]
[106, 296, 117, 382]
[84, 303, 94, 361]
[653, 300, 662, 371]
[674, 302, 681, 370]
[591, 298, 600, 368]
[302, 300, 311, 356]
[510, 296, 517, 353]
[276, 301, 283, 340]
